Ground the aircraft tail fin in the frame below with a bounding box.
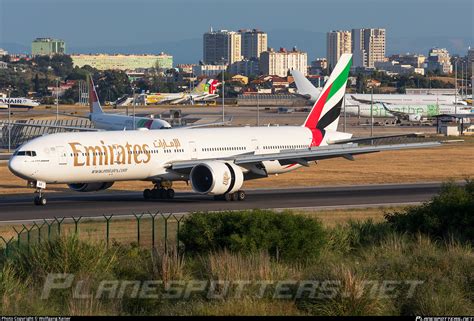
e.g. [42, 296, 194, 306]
[191, 78, 208, 94]
[291, 69, 321, 100]
[303, 53, 352, 146]
[88, 75, 103, 114]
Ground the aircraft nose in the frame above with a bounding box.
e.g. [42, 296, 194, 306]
[8, 156, 30, 180]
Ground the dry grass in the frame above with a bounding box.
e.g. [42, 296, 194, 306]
[1, 142, 473, 196]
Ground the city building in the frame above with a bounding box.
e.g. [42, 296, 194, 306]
[70, 53, 173, 71]
[192, 64, 227, 77]
[467, 47, 474, 73]
[239, 29, 268, 60]
[259, 47, 307, 77]
[0, 48, 8, 56]
[176, 64, 196, 74]
[0, 61, 7, 69]
[375, 60, 424, 76]
[310, 58, 327, 75]
[425, 48, 452, 74]
[389, 53, 426, 68]
[31, 38, 66, 56]
[229, 58, 260, 76]
[352, 28, 386, 68]
[326, 30, 351, 71]
[203, 29, 242, 65]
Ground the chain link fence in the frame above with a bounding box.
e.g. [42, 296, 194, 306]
[0, 212, 187, 257]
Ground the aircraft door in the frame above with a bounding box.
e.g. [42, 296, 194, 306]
[189, 141, 197, 159]
[56, 146, 68, 165]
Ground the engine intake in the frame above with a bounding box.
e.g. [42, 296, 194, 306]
[190, 161, 243, 195]
[68, 182, 114, 192]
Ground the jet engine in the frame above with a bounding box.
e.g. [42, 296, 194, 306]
[408, 114, 422, 122]
[190, 161, 243, 195]
[68, 182, 114, 192]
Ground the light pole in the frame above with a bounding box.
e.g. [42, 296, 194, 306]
[256, 85, 260, 126]
[7, 88, 11, 152]
[455, 58, 458, 109]
[56, 78, 59, 123]
[370, 86, 374, 141]
[132, 86, 136, 130]
[343, 93, 346, 132]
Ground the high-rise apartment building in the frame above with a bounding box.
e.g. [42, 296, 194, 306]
[203, 29, 242, 65]
[31, 38, 66, 56]
[352, 28, 386, 68]
[259, 47, 307, 77]
[467, 47, 474, 74]
[239, 29, 268, 60]
[326, 30, 351, 71]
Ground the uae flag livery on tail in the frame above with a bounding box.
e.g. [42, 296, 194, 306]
[303, 53, 352, 146]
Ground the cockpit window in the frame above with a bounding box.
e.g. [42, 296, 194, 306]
[14, 151, 36, 157]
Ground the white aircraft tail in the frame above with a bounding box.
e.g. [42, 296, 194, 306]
[89, 76, 104, 114]
[291, 69, 322, 100]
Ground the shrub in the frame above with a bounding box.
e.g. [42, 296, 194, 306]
[385, 180, 474, 243]
[179, 210, 326, 262]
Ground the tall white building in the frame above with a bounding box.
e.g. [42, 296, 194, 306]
[260, 47, 307, 77]
[203, 29, 242, 65]
[326, 30, 352, 71]
[239, 29, 268, 60]
[467, 47, 474, 74]
[352, 28, 386, 68]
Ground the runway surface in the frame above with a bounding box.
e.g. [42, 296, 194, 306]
[0, 182, 443, 222]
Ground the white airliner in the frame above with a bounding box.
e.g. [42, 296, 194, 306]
[0, 94, 40, 109]
[8, 54, 441, 205]
[146, 79, 220, 105]
[291, 70, 471, 121]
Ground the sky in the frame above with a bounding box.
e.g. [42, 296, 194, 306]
[1, 0, 473, 63]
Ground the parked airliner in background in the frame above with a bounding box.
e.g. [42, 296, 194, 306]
[0, 94, 40, 109]
[145, 79, 220, 105]
[291, 70, 471, 121]
[8, 54, 441, 205]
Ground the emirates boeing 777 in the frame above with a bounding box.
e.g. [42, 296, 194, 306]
[8, 54, 441, 205]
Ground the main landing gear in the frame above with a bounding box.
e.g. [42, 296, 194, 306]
[214, 190, 246, 202]
[143, 181, 175, 200]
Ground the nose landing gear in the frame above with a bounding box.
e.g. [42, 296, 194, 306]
[31, 181, 47, 206]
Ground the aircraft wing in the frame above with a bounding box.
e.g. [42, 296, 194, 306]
[326, 133, 424, 145]
[169, 141, 441, 173]
[181, 117, 233, 129]
[350, 95, 392, 105]
[0, 121, 100, 132]
[380, 103, 413, 120]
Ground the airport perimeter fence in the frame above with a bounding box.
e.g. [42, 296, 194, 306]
[0, 212, 187, 258]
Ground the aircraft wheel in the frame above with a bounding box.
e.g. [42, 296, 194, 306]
[237, 190, 246, 201]
[151, 189, 161, 199]
[231, 193, 239, 201]
[143, 189, 152, 200]
[166, 189, 175, 199]
[34, 196, 47, 206]
[224, 193, 232, 202]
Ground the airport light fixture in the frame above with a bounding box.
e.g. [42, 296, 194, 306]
[7, 87, 11, 152]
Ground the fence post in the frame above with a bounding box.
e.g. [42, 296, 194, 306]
[149, 211, 158, 249]
[33, 222, 46, 244]
[43, 219, 53, 242]
[12, 226, 26, 247]
[0, 236, 14, 258]
[133, 213, 144, 246]
[72, 216, 83, 236]
[161, 213, 172, 253]
[103, 215, 113, 248]
[173, 214, 184, 249]
[22, 224, 33, 249]
[54, 217, 65, 237]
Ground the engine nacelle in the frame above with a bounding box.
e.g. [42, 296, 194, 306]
[408, 114, 422, 122]
[190, 161, 243, 195]
[68, 182, 114, 192]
